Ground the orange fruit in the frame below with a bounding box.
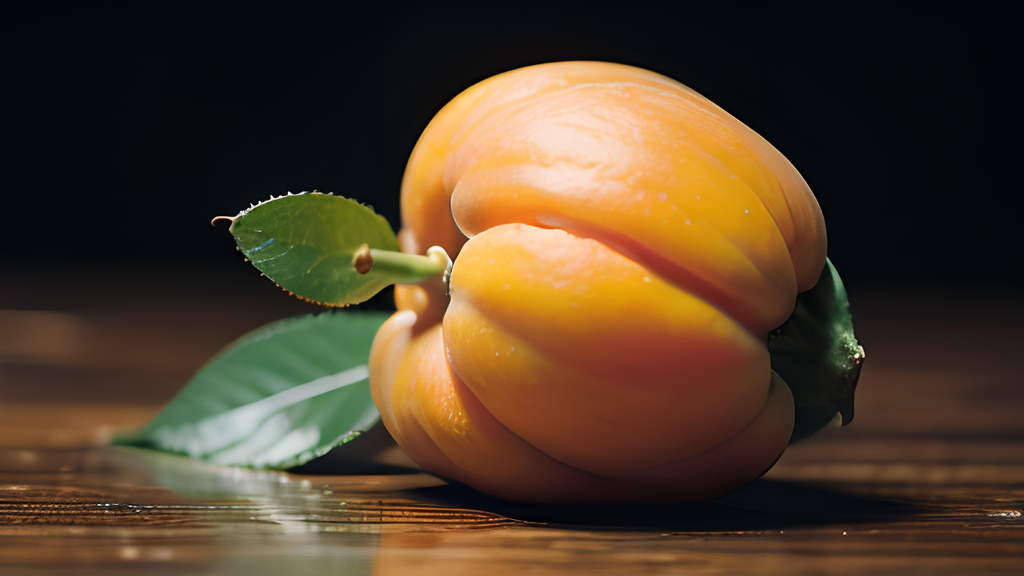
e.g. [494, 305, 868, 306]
[370, 61, 826, 502]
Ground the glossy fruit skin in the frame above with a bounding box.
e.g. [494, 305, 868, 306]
[370, 62, 827, 503]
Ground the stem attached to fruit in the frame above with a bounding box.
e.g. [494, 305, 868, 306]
[768, 258, 863, 443]
[352, 243, 453, 288]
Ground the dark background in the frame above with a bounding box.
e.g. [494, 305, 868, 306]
[4, 2, 1020, 292]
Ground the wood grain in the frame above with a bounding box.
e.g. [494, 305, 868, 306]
[1, 272, 1022, 575]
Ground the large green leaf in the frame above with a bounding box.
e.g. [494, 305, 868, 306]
[228, 192, 401, 306]
[115, 311, 388, 469]
[769, 258, 865, 443]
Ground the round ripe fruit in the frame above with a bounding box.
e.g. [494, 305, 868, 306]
[370, 61, 826, 503]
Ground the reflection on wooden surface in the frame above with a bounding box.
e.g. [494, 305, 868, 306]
[1, 269, 1022, 575]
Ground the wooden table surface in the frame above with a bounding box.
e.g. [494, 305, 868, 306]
[1, 268, 1022, 575]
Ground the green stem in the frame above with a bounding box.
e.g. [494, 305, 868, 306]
[353, 244, 452, 286]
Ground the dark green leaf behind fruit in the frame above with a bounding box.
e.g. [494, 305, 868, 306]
[115, 311, 387, 469]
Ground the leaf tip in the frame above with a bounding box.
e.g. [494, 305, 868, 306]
[211, 215, 236, 227]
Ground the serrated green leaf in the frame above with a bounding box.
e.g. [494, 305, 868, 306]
[229, 192, 401, 306]
[115, 311, 388, 469]
[769, 258, 865, 443]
